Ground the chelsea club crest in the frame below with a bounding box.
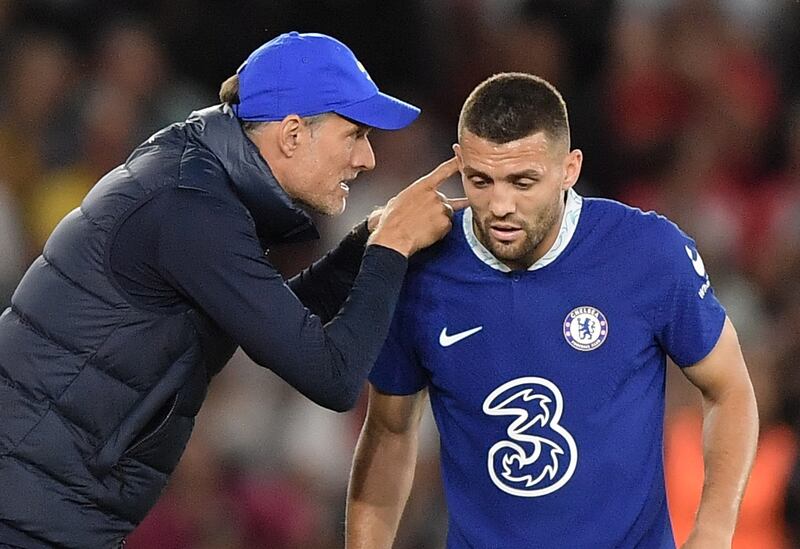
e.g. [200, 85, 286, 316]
[563, 306, 608, 351]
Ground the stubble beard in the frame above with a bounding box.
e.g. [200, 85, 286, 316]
[474, 195, 562, 269]
[293, 190, 347, 217]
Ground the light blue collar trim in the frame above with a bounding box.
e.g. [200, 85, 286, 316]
[462, 188, 583, 272]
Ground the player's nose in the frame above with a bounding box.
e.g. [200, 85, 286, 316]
[488, 185, 516, 218]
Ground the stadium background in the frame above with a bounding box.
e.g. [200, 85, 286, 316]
[0, 0, 798, 546]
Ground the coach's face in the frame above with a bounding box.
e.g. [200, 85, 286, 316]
[454, 130, 582, 270]
[267, 113, 376, 216]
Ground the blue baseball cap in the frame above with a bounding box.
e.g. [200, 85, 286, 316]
[234, 32, 420, 130]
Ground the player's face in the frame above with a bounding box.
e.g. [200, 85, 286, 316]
[454, 130, 582, 270]
[285, 114, 376, 215]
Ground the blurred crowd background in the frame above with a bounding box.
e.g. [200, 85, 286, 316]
[1, 0, 799, 547]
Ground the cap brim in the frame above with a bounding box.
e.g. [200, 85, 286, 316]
[334, 92, 420, 130]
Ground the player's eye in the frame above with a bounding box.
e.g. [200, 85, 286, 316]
[513, 179, 536, 190]
[470, 178, 491, 188]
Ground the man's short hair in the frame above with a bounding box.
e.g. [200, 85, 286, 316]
[458, 72, 570, 147]
[219, 74, 262, 133]
[219, 74, 240, 105]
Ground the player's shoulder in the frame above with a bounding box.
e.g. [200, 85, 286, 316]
[406, 208, 469, 275]
[391, 213, 461, 312]
[584, 196, 675, 231]
[585, 197, 691, 244]
[581, 197, 698, 268]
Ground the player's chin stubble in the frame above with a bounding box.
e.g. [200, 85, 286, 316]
[476, 201, 561, 268]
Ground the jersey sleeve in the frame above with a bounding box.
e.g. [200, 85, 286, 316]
[368, 281, 428, 395]
[652, 221, 726, 367]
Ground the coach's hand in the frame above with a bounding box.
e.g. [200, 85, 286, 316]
[681, 526, 733, 549]
[368, 157, 468, 257]
[367, 208, 384, 232]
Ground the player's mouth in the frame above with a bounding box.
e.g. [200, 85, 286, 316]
[489, 224, 523, 243]
[339, 181, 350, 195]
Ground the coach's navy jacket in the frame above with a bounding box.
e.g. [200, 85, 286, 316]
[0, 105, 407, 547]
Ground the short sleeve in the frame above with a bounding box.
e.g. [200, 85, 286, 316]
[368, 287, 428, 395]
[653, 223, 726, 367]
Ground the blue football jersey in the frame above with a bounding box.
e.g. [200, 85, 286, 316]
[369, 189, 726, 549]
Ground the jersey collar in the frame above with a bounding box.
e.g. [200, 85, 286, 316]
[462, 188, 583, 272]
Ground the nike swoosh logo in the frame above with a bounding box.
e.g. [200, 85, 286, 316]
[685, 245, 706, 277]
[439, 326, 483, 347]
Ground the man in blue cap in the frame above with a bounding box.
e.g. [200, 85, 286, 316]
[0, 32, 463, 548]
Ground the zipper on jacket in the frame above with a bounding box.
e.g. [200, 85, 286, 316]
[125, 394, 179, 455]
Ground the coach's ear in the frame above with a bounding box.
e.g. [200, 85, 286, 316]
[277, 114, 305, 157]
[563, 148, 583, 190]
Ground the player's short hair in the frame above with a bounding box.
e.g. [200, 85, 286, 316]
[219, 74, 327, 134]
[458, 72, 570, 147]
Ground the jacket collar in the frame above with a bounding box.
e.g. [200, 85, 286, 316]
[185, 104, 319, 247]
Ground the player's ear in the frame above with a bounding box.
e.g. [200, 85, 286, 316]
[452, 142, 464, 169]
[563, 149, 583, 190]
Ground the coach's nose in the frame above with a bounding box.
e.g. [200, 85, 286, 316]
[353, 135, 376, 173]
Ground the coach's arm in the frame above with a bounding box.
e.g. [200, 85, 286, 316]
[680, 316, 758, 548]
[346, 385, 428, 549]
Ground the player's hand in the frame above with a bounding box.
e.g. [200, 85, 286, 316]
[368, 157, 468, 256]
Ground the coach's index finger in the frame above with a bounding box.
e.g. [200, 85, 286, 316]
[446, 197, 470, 211]
[416, 157, 459, 189]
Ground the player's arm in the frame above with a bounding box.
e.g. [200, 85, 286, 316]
[346, 384, 428, 549]
[679, 317, 758, 548]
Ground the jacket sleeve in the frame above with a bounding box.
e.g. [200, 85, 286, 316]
[157, 188, 407, 412]
[286, 219, 369, 323]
